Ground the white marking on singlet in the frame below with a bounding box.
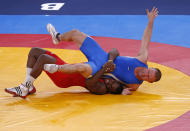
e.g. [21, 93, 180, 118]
[104, 73, 127, 85]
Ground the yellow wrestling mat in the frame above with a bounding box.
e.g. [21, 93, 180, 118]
[1, 47, 190, 131]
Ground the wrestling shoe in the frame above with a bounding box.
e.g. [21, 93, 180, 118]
[44, 64, 59, 74]
[28, 85, 36, 95]
[5, 84, 36, 99]
[47, 23, 60, 45]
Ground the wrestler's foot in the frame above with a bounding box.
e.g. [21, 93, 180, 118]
[47, 23, 60, 45]
[44, 64, 59, 74]
[5, 84, 36, 99]
[28, 85, 36, 95]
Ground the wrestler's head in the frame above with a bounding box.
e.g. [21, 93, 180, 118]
[140, 67, 162, 83]
[104, 78, 123, 94]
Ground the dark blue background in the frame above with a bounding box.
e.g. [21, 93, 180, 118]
[0, 0, 190, 15]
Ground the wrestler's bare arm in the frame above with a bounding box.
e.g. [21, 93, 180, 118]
[121, 84, 140, 95]
[108, 48, 120, 61]
[85, 60, 115, 95]
[137, 7, 159, 63]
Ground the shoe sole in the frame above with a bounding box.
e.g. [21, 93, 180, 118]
[5, 88, 26, 99]
[47, 24, 59, 45]
[29, 87, 36, 94]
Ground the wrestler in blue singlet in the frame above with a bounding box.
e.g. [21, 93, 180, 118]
[112, 56, 148, 84]
[80, 36, 108, 75]
[80, 37, 148, 84]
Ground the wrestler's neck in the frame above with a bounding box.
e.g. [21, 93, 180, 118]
[134, 67, 148, 80]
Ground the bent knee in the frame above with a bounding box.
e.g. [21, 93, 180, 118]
[71, 29, 85, 37]
[29, 47, 46, 58]
[30, 47, 44, 53]
[71, 29, 80, 34]
[70, 29, 87, 44]
[37, 54, 56, 64]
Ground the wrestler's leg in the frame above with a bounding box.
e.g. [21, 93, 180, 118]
[47, 24, 108, 76]
[47, 23, 87, 47]
[27, 47, 47, 69]
[57, 30, 108, 75]
[59, 30, 87, 47]
[30, 54, 56, 78]
[22, 47, 51, 88]
[5, 47, 56, 98]
[44, 63, 92, 78]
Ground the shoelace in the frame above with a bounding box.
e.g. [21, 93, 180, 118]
[14, 86, 22, 96]
[25, 81, 32, 93]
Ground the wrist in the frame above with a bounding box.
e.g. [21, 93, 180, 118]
[148, 19, 154, 23]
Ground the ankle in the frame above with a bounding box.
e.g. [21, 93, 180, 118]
[24, 81, 33, 89]
[56, 33, 61, 41]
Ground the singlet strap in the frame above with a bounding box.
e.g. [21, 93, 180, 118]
[104, 73, 127, 85]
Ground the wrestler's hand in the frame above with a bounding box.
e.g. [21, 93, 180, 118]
[121, 88, 132, 95]
[102, 60, 116, 73]
[44, 64, 59, 73]
[146, 7, 159, 21]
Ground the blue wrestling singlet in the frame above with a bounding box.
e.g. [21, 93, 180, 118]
[112, 56, 148, 84]
[80, 36, 108, 75]
[80, 37, 148, 84]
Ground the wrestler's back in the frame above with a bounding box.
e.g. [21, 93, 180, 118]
[112, 56, 148, 84]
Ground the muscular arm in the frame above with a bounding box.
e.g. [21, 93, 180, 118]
[137, 7, 158, 63]
[85, 60, 116, 95]
[108, 48, 120, 61]
[85, 67, 108, 95]
[85, 48, 119, 94]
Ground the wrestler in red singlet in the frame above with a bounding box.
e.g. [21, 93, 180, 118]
[45, 51, 86, 88]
